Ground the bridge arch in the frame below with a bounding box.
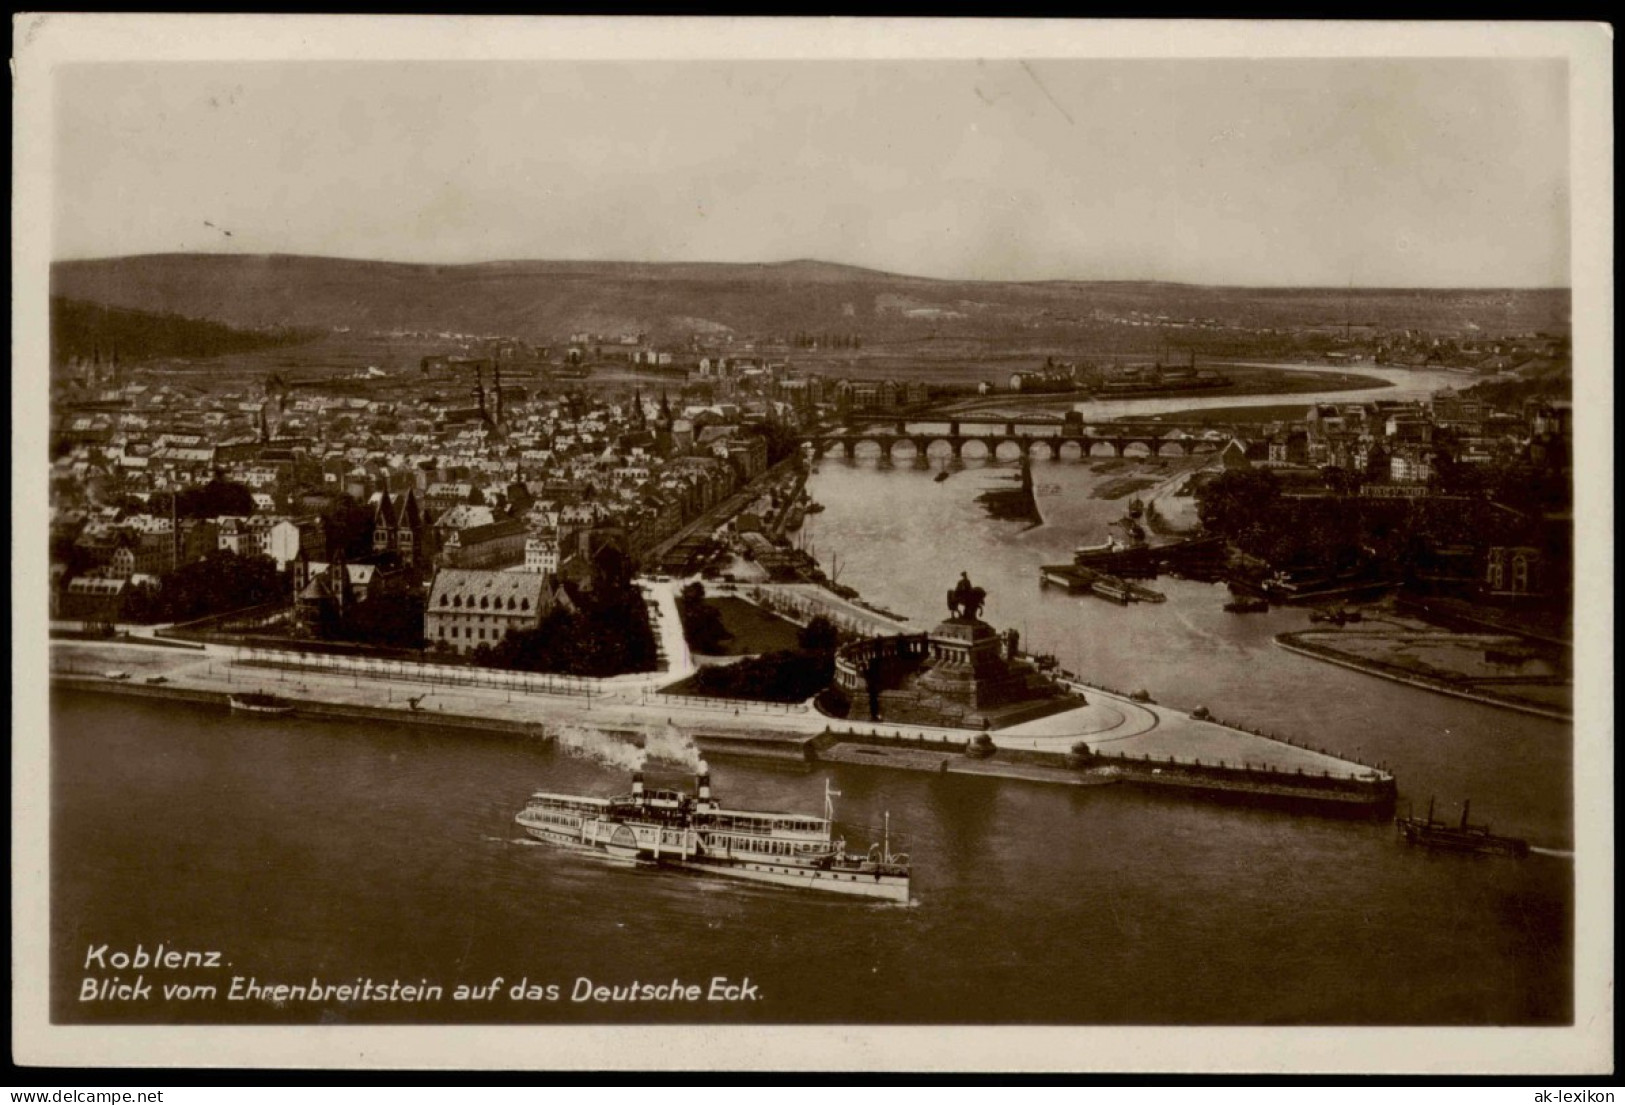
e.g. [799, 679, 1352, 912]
[1121, 440, 1153, 458]
[993, 439, 1026, 462]
[1057, 440, 1085, 461]
[1156, 441, 1188, 458]
[1088, 441, 1120, 458]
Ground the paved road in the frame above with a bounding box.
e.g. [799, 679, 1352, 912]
[639, 578, 694, 683]
[750, 583, 911, 638]
[641, 457, 801, 567]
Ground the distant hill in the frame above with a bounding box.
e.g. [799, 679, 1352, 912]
[50, 253, 1572, 346]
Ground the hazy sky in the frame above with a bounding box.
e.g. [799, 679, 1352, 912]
[54, 59, 1570, 287]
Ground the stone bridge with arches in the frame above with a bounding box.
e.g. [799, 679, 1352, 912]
[803, 416, 1240, 463]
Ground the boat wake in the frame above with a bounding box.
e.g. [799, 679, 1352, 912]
[481, 834, 548, 847]
[1528, 846, 1575, 859]
[1169, 608, 1232, 650]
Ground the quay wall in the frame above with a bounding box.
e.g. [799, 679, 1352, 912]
[52, 662, 1393, 813]
[695, 735, 813, 762]
[51, 675, 552, 739]
[1098, 752, 1395, 806]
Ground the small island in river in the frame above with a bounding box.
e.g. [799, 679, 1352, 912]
[976, 457, 1042, 527]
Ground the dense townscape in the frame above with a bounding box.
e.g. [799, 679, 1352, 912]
[49, 290, 1572, 689]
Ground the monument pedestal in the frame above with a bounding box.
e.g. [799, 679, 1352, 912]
[914, 617, 1035, 710]
[841, 574, 1078, 730]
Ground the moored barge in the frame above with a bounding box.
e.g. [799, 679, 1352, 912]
[229, 691, 295, 716]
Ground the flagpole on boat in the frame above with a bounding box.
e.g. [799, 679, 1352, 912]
[824, 777, 841, 822]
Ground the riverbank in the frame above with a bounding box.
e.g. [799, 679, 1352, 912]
[935, 363, 1395, 418]
[643, 454, 803, 570]
[1276, 631, 1571, 721]
[51, 634, 1394, 814]
[1129, 402, 1318, 425]
[56, 671, 1394, 814]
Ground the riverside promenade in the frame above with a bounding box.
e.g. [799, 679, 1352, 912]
[50, 633, 1388, 791]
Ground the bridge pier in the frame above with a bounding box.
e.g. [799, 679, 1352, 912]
[800, 420, 1239, 467]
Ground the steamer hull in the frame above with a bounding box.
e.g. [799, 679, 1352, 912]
[516, 770, 912, 902]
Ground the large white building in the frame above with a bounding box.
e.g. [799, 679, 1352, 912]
[424, 569, 553, 655]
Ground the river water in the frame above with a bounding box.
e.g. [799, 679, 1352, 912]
[50, 442, 1571, 1027]
[1065, 360, 1480, 418]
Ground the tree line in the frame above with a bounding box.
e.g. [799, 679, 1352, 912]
[120, 550, 284, 624]
[1195, 466, 1563, 587]
[471, 548, 658, 677]
[681, 614, 841, 703]
[52, 297, 320, 365]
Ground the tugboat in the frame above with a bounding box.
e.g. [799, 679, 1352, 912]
[516, 768, 911, 902]
[934, 470, 951, 483]
[1396, 798, 1529, 858]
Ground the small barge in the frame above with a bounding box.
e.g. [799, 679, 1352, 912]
[1041, 563, 1166, 604]
[1224, 597, 1270, 614]
[230, 691, 295, 716]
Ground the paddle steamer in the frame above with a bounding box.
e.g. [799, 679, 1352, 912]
[516, 767, 911, 902]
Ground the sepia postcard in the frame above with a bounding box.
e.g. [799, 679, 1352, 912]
[11, 15, 1614, 1075]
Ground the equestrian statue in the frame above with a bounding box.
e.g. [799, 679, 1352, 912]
[947, 572, 987, 622]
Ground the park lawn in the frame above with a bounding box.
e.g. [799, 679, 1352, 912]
[700, 596, 804, 656]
